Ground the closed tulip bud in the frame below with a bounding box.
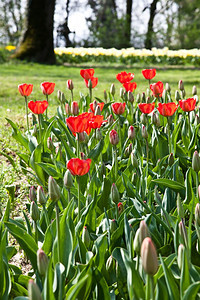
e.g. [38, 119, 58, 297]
[67, 79, 74, 90]
[151, 112, 157, 125]
[128, 91, 134, 103]
[104, 90, 107, 102]
[146, 96, 151, 103]
[192, 85, 197, 96]
[133, 228, 141, 254]
[175, 90, 181, 101]
[141, 237, 158, 275]
[37, 186, 46, 205]
[29, 186, 36, 202]
[195, 203, 200, 226]
[83, 131, 89, 144]
[156, 115, 160, 127]
[192, 151, 200, 173]
[177, 244, 185, 270]
[88, 79, 93, 89]
[93, 100, 98, 112]
[131, 152, 138, 168]
[33, 124, 37, 136]
[106, 255, 115, 272]
[139, 220, 149, 245]
[179, 220, 188, 247]
[142, 125, 148, 139]
[162, 89, 167, 102]
[63, 170, 73, 189]
[95, 105, 101, 116]
[140, 113, 148, 125]
[181, 89, 186, 99]
[132, 172, 137, 185]
[120, 88, 124, 99]
[57, 89, 62, 101]
[124, 143, 133, 158]
[179, 80, 184, 91]
[71, 101, 79, 115]
[142, 92, 146, 102]
[136, 93, 141, 103]
[109, 129, 119, 146]
[65, 103, 71, 115]
[168, 153, 174, 166]
[60, 91, 66, 104]
[107, 114, 114, 125]
[118, 202, 123, 215]
[82, 226, 91, 248]
[80, 152, 87, 160]
[30, 201, 40, 221]
[128, 125, 135, 140]
[166, 83, 171, 92]
[47, 137, 54, 151]
[110, 83, 115, 96]
[78, 131, 85, 143]
[111, 183, 120, 204]
[110, 219, 118, 233]
[28, 279, 42, 300]
[177, 194, 184, 219]
[96, 128, 102, 140]
[48, 176, 60, 201]
[37, 249, 48, 276]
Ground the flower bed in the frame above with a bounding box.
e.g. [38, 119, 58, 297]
[2, 68, 200, 299]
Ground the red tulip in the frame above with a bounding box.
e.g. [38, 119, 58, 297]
[80, 68, 95, 80]
[123, 82, 137, 92]
[71, 101, 79, 115]
[40, 82, 55, 95]
[109, 129, 119, 145]
[111, 102, 126, 115]
[89, 115, 107, 129]
[67, 158, 91, 176]
[67, 79, 74, 90]
[116, 71, 134, 84]
[28, 100, 48, 114]
[89, 102, 104, 113]
[18, 83, 33, 97]
[150, 81, 163, 98]
[142, 69, 156, 80]
[138, 103, 155, 114]
[157, 102, 178, 117]
[179, 98, 196, 112]
[84, 77, 98, 89]
[66, 112, 93, 134]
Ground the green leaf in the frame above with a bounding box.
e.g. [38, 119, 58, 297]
[37, 162, 62, 179]
[182, 281, 200, 300]
[0, 151, 16, 167]
[6, 118, 29, 151]
[97, 177, 111, 211]
[93, 268, 111, 299]
[184, 168, 193, 204]
[88, 139, 104, 160]
[156, 277, 169, 300]
[30, 144, 46, 184]
[65, 272, 92, 300]
[180, 247, 190, 297]
[43, 258, 55, 300]
[93, 233, 108, 271]
[2, 199, 10, 222]
[152, 178, 185, 198]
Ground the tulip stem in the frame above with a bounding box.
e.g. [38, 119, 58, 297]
[114, 146, 118, 181]
[89, 87, 92, 102]
[34, 220, 38, 246]
[118, 116, 122, 154]
[76, 133, 80, 158]
[188, 112, 191, 139]
[77, 176, 81, 220]
[45, 95, 48, 121]
[196, 171, 199, 198]
[55, 202, 61, 262]
[38, 114, 42, 144]
[146, 139, 149, 163]
[167, 117, 172, 154]
[24, 96, 30, 134]
[71, 90, 74, 102]
[150, 275, 155, 300]
[68, 189, 71, 203]
[146, 274, 151, 300]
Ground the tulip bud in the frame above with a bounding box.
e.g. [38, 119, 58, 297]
[136, 93, 141, 103]
[128, 91, 134, 103]
[57, 90, 62, 101]
[120, 88, 124, 99]
[28, 279, 42, 300]
[48, 176, 60, 201]
[141, 237, 158, 275]
[131, 152, 138, 168]
[78, 131, 85, 143]
[146, 96, 151, 104]
[65, 103, 71, 115]
[110, 219, 118, 233]
[111, 183, 120, 204]
[37, 249, 48, 276]
[133, 228, 141, 254]
[109, 130, 119, 146]
[118, 202, 123, 215]
[195, 203, 200, 226]
[141, 92, 146, 102]
[92, 100, 98, 112]
[83, 131, 89, 144]
[128, 125, 135, 140]
[151, 112, 157, 126]
[106, 255, 115, 272]
[139, 220, 149, 245]
[104, 90, 107, 102]
[37, 186, 46, 205]
[181, 89, 186, 99]
[107, 114, 114, 125]
[60, 92, 66, 104]
[71, 101, 79, 115]
[177, 194, 184, 219]
[177, 244, 185, 270]
[64, 170, 73, 189]
[179, 220, 188, 247]
[192, 151, 200, 173]
[175, 90, 181, 101]
[192, 85, 197, 96]
[95, 105, 101, 116]
[110, 83, 115, 96]
[88, 79, 93, 89]
[67, 79, 74, 90]
[82, 226, 91, 248]
[142, 125, 148, 139]
[168, 153, 174, 166]
[179, 80, 184, 91]
[162, 89, 167, 102]
[33, 124, 37, 136]
[47, 137, 54, 151]
[29, 186, 36, 202]
[96, 128, 102, 140]
[30, 201, 40, 221]
[140, 113, 148, 125]
[166, 83, 171, 92]
[132, 172, 137, 185]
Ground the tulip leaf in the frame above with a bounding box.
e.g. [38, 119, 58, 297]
[182, 281, 200, 300]
[180, 247, 190, 297]
[30, 144, 46, 185]
[93, 268, 111, 299]
[88, 139, 104, 160]
[152, 178, 185, 198]
[5, 118, 30, 151]
[97, 177, 111, 211]
[184, 168, 193, 204]
[56, 117, 76, 148]
[37, 162, 62, 179]
[65, 273, 92, 300]
[156, 277, 169, 300]
[43, 258, 55, 300]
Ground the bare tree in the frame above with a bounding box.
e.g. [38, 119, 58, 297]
[144, 0, 159, 49]
[125, 0, 133, 46]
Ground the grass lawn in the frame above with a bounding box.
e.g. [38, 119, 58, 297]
[0, 61, 200, 214]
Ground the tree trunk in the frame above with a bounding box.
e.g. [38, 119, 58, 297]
[145, 0, 159, 49]
[124, 0, 133, 47]
[13, 0, 56, 64]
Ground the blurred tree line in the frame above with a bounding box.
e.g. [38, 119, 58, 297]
[0, 0, 200, 63]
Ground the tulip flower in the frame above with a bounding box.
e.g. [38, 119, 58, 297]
[84, 77, 98, 89]
[28, 100, 48, 114]
[141, 237, 158, 275]
[157, 102, 178, 117]
[138, 103, 155, 114]
[179, 98, 196, 112]
[88, 115, 106, 129]
[111, 102, 126, 115]
[109, 129, 119, 146]
[116, 71, 134, 84]
[18, 83, 33, 97]
[67, 79, 74, 90]
[142, 69, 156, 80]
[66, 112, 93, 134]
[71, 101, 79, 115]
[80, 68, 95, 80]
[67, 158, 91, 176]
[89, 102, 104, 113]
[40, 82, 55, 95]
[128, 125, 135, 140]
[123, 82, 137, 92]
[150, 81, 163, 98]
